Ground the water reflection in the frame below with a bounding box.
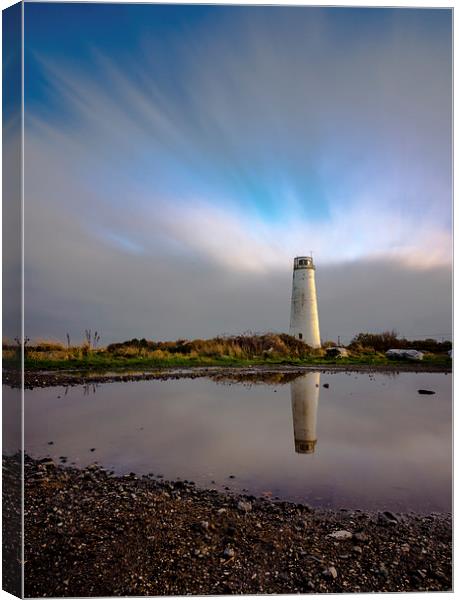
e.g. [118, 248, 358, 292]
[290, 373, 320, 454]
[17, 371, 452, 511]
[83, 383, 100, 396]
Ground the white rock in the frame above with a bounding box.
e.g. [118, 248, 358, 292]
[237, 500, 252, 513]
[386, 349, 424, 361]
[327, 530, 353, 540]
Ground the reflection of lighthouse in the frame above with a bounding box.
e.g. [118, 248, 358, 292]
[290, 373, 320, 454]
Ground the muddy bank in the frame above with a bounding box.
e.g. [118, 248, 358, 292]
[4, 362, 452, 389]
[12, 455, 451, 596]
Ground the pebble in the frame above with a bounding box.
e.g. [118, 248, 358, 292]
[323, 566, 338, 579]
[328, 530, 353, 540]
[378, 565, 389, 578]
[11, 454, 452, 597]
[379, 511, 399, 525]
[237, 500, 252, 513]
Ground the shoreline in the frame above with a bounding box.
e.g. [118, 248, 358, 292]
[10, 454, 452, 596]
[4, 362, 452, 389]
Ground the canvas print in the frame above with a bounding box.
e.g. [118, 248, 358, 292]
[2, 2, 453, 597]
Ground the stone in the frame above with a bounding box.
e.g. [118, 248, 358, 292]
[378, 565, 389, 578]
[326, 347, 348, 358]
[401, 543, 410, 552]
[353, 532, 368, 543]
[379, 511, 399, 525]
[386, 349, 424, 361]
[328, 530, 353, 540]
[323, 566, 338, 579]
[352, 546, 363, 554]
[223, 547, 235, 559]
[237, 500, 252, 513]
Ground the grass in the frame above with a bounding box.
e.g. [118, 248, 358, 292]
[9, 350, 453, 372]
[3, 332, 451, 372]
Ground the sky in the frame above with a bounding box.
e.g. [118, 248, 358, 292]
[8, 3, 452, 343]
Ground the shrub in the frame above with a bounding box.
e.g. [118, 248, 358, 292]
[349, 331, 451, 353]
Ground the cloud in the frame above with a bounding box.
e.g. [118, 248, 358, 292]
[21, 7, 452, 341]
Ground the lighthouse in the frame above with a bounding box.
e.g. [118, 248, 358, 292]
[289, 256, 321, 348]
[290, 373, 321, 454]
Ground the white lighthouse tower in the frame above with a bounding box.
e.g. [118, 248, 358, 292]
[289, 256, 321, 348]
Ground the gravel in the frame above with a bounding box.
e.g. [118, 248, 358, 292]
[5, 455, 450, 597]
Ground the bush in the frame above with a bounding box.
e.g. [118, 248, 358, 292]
[105, 333, 314, 359]
[349, 331, 451, 353]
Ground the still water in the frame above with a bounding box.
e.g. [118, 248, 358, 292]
[16, 371, 452, 512]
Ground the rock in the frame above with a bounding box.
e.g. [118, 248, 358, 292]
[378, 565, 389, 578]
[326, 347, 348, 358]
[223, 547, 235, 559]
[237, 500, 252, 513]
[217, 508, 227, 515]
[401, 543, 410, 552]
[328, 530, 353, 540]
[353, 532, 368, 543]
[386, 349, 424, 361]
[379, 511, 399, 525]
[352, 546, 363, 554]
[200, 521, 209, 530]
[323, 566, 338, 579]
[418, 389, 435, 395]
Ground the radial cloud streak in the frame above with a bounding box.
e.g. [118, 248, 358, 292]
[22, 4, 452, 342]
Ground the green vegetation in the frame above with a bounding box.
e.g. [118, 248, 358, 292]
[3, 331, 452, 372]
[349, 330, 452, 353]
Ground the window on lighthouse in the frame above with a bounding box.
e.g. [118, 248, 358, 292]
[299, 333, 303, 340]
